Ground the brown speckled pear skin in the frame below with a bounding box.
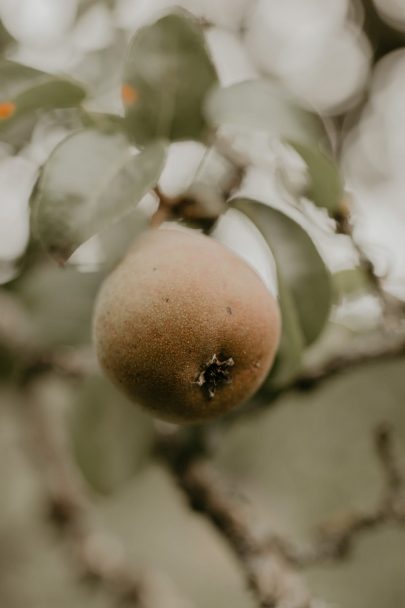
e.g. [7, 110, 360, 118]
[93, 227, 281, 424]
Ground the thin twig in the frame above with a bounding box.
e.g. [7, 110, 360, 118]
[290, 422, 405, 565]
[157, 435, 316, 608]
[291, 334, 405, 392]
[227, 333, 405, 424]
[374, 422, 404, 516]
[18, 347, 98, 386]
[161, 420, 405, 578]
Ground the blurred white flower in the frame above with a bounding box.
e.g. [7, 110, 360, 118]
[342, 109, 390, 183]
[344, 50, 405, 182]
[245, 0, 370, 114]
[281, 27, 371, 114]
[370, 51, 405, 176]
[352, 183, 405, 299]
[370, 49, 405, 105]
[237, 165, 282, 206]
[113, 0, 192, 31]
[272, 141, 309, 196]
[194, 0, 254, 31]
[342, 49, 405, 298]
[333, 293, 383, 331]
[0, 156, 37, 261]
[71, 4, 114, 52]
[216, 127, 279, 170]
[10, 40, 81, 73]
[0, 0, 78, 46]
[114, 0, 253, 32]
[245, 0, 348, 76]
[4, 0, 116, 74]
[136, 192, 159, 217]
[158, 141, 207, 197]
[205, 27, 257, 86]
[373, 0, 405, 33]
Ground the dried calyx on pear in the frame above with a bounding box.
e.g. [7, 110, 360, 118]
[93, 226, 281, 424]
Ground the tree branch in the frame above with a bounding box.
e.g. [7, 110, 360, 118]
[156, 415, 405, 598]
[291, 334, 405, 392]
[157, 435, 319, 608]
[23, 377, 192, 608]
[288, 422, 405, 565]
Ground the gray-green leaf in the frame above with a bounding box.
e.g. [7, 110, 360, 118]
[0, 60, 86, 133]
[123, 10, 218, 145]
[269, 271, 306, 387]
[289, 141, 344, 215]
[205, 79, 326, 147]
[332, 267, 372, 302]
[69, 374, 155, 494]
[231, 198, 333, 347]
[31, 129, 166, 262]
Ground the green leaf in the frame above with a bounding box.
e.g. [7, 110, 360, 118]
[204, 79, 344, 215]
[69, 375, 155, 494]
[123, 10, 218, 145]
[0, 60, 86, 133]
[332, 267, 372, 301]
[0, 112, 38, 150]
[31, 129, 166, 262]
[269, 272, 305, 387]
[231, 198, 333, 347]
[205, 79, 326, 146]
[15, 264, 101, 348]
[289, 141, 344, 215]
[97, 206, 149, 273]
[0, 20, 13, 52]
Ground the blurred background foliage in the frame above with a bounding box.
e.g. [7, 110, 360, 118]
[1, 1, 405, 607]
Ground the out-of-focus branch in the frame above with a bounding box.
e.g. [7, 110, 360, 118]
[234, 333, 405, 423]
[18, 347, 97, 386]
[151, 144, 244, 231]
[25, 378, 149, 607]
[287, 422, 405, 565]
[291, 334, 405, 392]
[0, 291, 97, 384]
[157, 435, 318, 608]
[157, 419, 405, 602]
[375, 421, 404, 500]
[23, 377, 192, 608]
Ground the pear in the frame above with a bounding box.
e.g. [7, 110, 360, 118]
[93, 227, 280, 424]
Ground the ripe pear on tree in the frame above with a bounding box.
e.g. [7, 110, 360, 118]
[93, 227, 281, 424]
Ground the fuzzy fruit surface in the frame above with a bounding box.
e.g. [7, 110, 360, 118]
[93, 227, 281, 424]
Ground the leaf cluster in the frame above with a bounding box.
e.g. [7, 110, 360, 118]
[1, 9, 350, 393]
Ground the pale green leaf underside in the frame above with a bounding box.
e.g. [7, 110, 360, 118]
[289, 141, 344, 214]
[0, 60, 86, 132]
[205, 79, 326, 147]
[31, 129, 166, 261]
[231, 198, 333, 385]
